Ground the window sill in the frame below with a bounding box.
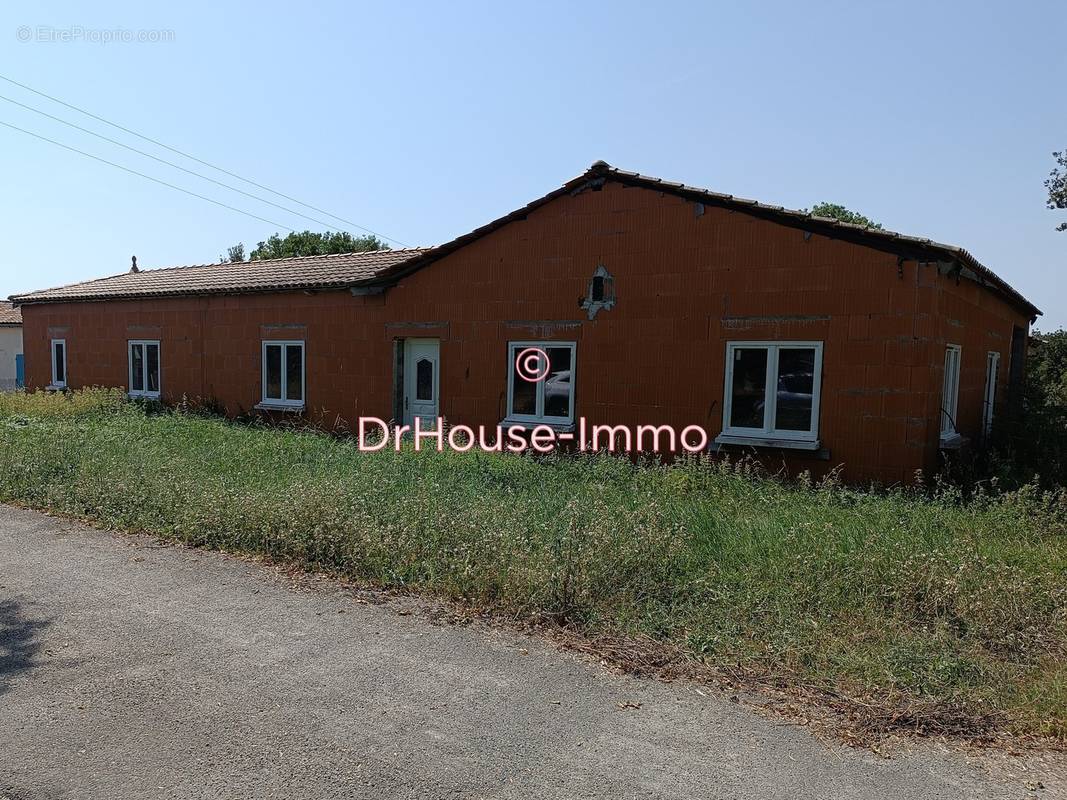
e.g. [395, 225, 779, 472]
[499, 417, 576, 434]
[255, 402, 305, 413]
[45, 384, 66, 392]
[939, 433, 968, 450]
[128, 392, 160, 400]
[713, 434, 821, 452]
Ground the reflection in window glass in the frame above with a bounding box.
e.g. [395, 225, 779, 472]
[508, 343, 577, 422]
[146, 344, 160, 393]
[131, 345, 144, 392]
[265, 345, 282, 400]
[544, 347, 572, 418]
[941, 346, 961, 435]
[729, 348, 767, 429]
[416, 358, 433, 401]
[774, 348, 815, 431]
[54, 342, 65, 384]
[285, 345, 303, 402]
[510, 358, 537, 415]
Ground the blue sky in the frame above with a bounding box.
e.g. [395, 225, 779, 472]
[1, 1, 1064, 327]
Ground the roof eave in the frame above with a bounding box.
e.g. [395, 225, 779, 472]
[12, 284, 358, 306]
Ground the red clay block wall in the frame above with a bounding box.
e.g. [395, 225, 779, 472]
[19, 181, 1032, 485]
[22, 292, 395, 422]
[928, 264, 1028, 444]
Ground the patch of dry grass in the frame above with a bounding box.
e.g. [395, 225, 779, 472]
[1, 389, 1064, 745]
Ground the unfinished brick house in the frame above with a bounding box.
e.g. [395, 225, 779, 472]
[12, 161, 1040, 484]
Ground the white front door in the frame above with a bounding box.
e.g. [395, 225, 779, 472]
[403, 338, 440, 428]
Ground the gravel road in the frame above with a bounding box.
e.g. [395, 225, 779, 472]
[0, 504, 1058, 799]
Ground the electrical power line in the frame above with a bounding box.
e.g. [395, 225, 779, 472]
[0, 92, 348, 234]
[0, 118, 297, 232]
[0, 73, 408, 246]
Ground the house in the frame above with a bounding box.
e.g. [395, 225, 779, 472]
[10, 161, 1040, 484]
[0, 301, 24, 391]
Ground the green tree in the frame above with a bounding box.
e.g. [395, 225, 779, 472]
[1028, 328, 1067, 409]
[219, 243, 246, 264]
[241, 231, 388, 261]
[806, 202, 883, 229]
[990, 327, 1067, 487]
[1045, 150, 1067, 232]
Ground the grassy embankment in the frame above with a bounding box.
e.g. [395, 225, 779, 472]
[1, 389, 1064, 743]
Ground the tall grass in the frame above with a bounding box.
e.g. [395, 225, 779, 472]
[1, 389, 1064, 740]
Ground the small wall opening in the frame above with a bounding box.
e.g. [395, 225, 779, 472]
[581, 265, 615, 320]
[591, 275, 605, 302]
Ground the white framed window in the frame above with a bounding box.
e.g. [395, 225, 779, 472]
[128, 340, 161, 399]
[50, 338, 67, 388]
[719, 341, 823, 447]
[982, 351, 1000, 438]
[505, 341, 576, 425]
[261, 340, 305, 408]
[941, 344, 962, 442]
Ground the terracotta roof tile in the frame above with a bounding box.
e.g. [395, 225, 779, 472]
[11, 248, 429, 304]
[0, 301, 21, 325]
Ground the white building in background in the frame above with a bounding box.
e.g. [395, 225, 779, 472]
[0, 302, 23, 391]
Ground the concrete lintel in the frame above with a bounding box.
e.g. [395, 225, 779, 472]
[385, 321, 449, 330]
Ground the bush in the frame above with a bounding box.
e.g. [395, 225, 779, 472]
[990, 329, 1067, 487]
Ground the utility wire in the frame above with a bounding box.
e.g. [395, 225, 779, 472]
[0, 73, 408, 246]
[0, 92, 348, 234]
[0, 118, 296, 232]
